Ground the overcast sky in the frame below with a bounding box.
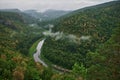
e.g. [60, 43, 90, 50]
[0, 0, 113, 12]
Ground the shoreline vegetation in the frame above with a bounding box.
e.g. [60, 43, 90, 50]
[29, 39, 41, 57]
[30, 39, 72, 73]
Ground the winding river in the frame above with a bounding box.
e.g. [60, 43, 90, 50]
[33, 39, 47, 67]
[33, 39, 71, 73]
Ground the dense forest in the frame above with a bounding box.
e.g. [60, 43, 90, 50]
[41, 0, 120, 79]
[0, 9, 82, 80]
[0, 0, 120, 80]
[0, 11, 43, 55]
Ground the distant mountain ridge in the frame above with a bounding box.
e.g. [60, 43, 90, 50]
[0, 9, 71, 21]
[24, 9, 71, 21]
[0, 9, 38, 24]
[0, 9, 21, 13]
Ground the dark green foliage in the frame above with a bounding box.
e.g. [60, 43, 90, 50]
[0, 11, 42, 79]
[42, 38, 83, 69]
[72, 63, 87, 79]
[24, 64, 41, 80]
[41, 68, 53, 80]
[42, 0, 120, 69]
[0, 11, 43, 55]
[0, 10, 76, 80]
[87, 27, 120, 80]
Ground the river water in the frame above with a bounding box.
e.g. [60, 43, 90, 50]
[33, 39, 47, 67]
[33, 39, 71, 73]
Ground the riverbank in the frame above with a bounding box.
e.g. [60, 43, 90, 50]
[29, 39, 41, 57]
[33, 39, 48, 67]
[41, 50, 71, 73]
[30, 39, 71, 73]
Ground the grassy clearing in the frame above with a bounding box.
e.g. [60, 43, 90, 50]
[29, 39, 41, 57]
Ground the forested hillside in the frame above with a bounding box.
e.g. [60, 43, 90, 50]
[0, 11, 43, 55]
[42, 0, 120, 71]
[86, 27, 120, 80]
[0, 11, 44, 79]
[0, 11, 82, 80]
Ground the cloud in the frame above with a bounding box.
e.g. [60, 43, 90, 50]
[0, 0, 113, 12]
[43, 24, 91, 44]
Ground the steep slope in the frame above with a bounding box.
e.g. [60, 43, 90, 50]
[87, 27, 120, 80]
[0, 11, 42, 55]
[0, 11, 50, 80]
[0, 11, 38, 79]
[42, 1, 120, 69]
[0, 10, 83, 80]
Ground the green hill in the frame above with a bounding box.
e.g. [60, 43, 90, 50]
[0, 11, 54, 80]
[42, 0, 120, 69]
[0, 11, 43, 55]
